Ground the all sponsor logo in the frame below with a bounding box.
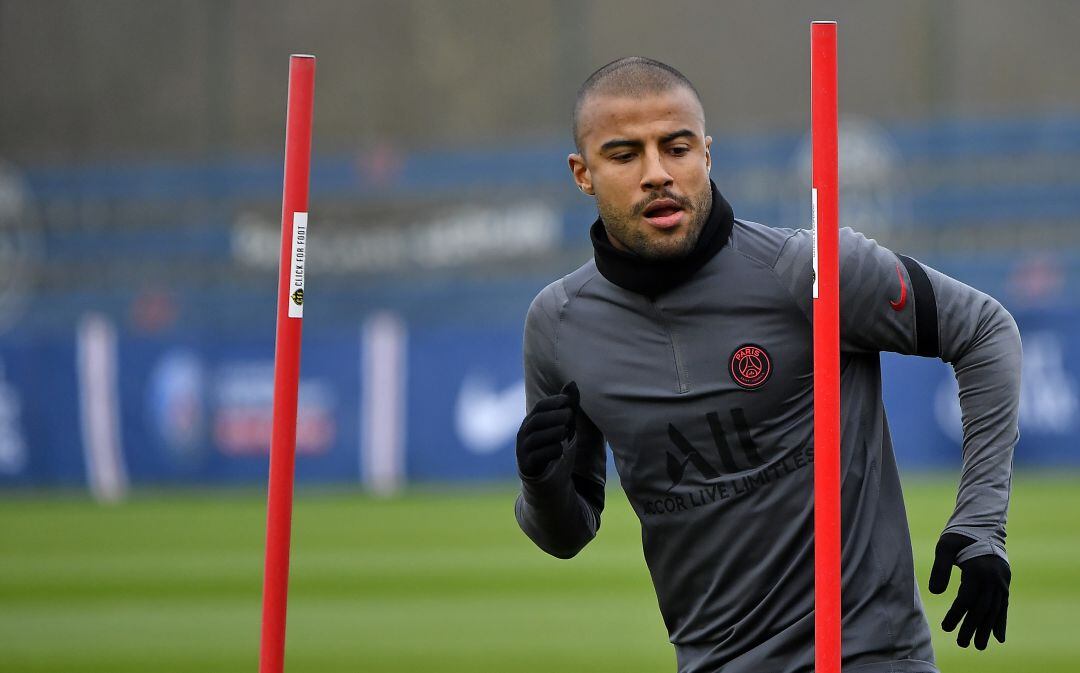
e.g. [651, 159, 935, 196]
[147, 350, 206, 466]
[454, 373, 525, 455]
[643, 407, 813, 517]
[213, 362, 335, 456]
[889, 262, 908, 311]
[149, 353, 338, 461]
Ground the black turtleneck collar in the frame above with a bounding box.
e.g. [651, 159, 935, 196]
[590, 180, 734, 297]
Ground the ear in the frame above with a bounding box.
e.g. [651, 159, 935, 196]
[568, 153, 594, 196]
[704, 134, 713, 173]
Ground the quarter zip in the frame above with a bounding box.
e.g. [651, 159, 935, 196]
[649, 300, 691, 394]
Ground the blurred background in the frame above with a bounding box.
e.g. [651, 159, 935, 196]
[0, 1, 1077, 672]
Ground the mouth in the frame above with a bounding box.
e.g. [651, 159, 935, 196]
[642, 198, 686, 229]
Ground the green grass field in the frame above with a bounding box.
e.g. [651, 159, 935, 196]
[1, 472, 1077, 672]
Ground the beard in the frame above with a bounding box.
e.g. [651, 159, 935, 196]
[598, 182, 713, 261]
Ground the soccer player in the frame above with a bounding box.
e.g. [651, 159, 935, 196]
[514, 57, 1019, 673]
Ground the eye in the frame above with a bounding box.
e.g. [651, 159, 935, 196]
[669, 145, 690, 156]
[611, 152, 635, 163]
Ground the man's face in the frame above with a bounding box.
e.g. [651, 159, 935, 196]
[569, 86, 713, 260]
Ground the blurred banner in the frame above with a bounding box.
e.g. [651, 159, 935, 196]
[16, 114, 1080, 328]
[0, 309, 1075, 490]
[119, 329, 358, 485]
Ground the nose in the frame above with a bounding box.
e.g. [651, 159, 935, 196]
[640, 148, 674, 191]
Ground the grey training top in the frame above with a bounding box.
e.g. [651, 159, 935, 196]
[515, 221, 1021, 673]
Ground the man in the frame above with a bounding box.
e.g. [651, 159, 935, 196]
[514, 57, 1019, 673]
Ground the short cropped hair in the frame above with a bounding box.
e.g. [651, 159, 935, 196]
[572, 56, 703, 153]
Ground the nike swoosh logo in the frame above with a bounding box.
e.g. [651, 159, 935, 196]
[455, 373, 526, 455]
[890, 262, 908, 311]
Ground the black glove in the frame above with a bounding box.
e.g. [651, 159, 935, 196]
[929, 532, 1010, 650]
[516, 381, 578, 479]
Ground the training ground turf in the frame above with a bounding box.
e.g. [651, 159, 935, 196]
[1, 473, 1077, 672]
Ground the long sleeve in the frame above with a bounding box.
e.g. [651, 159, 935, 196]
[774, 227, 1021, 562]
[514, 282, 607, 559]
[927, 262, 1020, 562]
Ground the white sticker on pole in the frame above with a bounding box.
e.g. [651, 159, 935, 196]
[811, 188, 819, 299]
[289, 212, 307, 318]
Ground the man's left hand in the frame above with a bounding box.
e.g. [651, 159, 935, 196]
[929, 532, 1011, 650]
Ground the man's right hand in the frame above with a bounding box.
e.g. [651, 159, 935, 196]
[516, 381, 579, 479]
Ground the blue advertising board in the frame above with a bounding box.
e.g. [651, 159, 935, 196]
[0, 308, 1076, 491]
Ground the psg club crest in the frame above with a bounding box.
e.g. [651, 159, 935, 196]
[729, 344, 772, 389]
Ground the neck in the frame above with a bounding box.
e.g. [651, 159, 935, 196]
[590, 180, 734, 297]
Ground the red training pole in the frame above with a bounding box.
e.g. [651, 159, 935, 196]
[259, 54, 315, 673]
[811, 21, 841, 673]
